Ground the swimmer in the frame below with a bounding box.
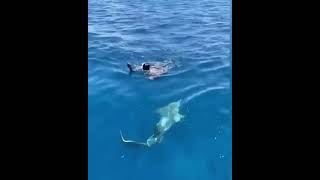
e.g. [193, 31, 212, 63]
[127, 62, 169, 80]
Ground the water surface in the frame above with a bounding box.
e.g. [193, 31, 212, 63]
[89, 0, 232, 179]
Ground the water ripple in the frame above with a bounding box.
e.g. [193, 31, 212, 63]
[183, 85, 230, 105]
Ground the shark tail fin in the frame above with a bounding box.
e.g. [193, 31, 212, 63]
[120, 130, 149, 147]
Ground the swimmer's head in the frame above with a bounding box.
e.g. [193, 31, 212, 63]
[142, 63, 150, 71]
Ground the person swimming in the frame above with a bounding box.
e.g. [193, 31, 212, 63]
[127, 62, 169, 80]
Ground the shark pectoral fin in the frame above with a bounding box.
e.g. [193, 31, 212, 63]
[179, 114, 185, 121]
[159, 136, 164, 143]
[156, 106, 169, 116]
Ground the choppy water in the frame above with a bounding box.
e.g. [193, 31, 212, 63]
[89, 0, 231, 180]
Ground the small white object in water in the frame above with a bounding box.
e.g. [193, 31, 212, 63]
[121, 155, 124, 158]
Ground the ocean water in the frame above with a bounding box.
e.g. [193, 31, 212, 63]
[88, 0, 232, 180]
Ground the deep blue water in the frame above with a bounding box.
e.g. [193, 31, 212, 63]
[88, 0, 231, 180]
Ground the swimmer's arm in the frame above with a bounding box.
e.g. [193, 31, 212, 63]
[148, 76, 157, 80]
[127, 63, 143, 72]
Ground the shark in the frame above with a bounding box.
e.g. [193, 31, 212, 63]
[120, 100, 184, 147]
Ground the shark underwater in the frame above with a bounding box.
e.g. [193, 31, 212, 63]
[120, 100, 184, 147]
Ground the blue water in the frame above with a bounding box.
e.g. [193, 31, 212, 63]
[88, 0, 231, 180]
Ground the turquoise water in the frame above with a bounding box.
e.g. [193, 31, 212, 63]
[88, 0, 231, 179]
